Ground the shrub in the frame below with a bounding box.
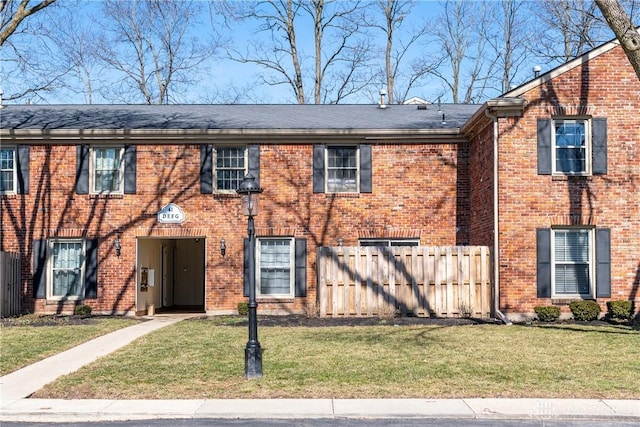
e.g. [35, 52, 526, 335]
[73, 304, 92, 316]
[534, 305, 560, 322]
[606, 300, 635, 322]
[632, 312, 640, 330]
[569, 300, 601, 321]
[237, 302, 249, 316]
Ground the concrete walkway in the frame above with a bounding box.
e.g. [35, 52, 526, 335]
[1, 314, 194, 401]
[1, 315, 639, 423]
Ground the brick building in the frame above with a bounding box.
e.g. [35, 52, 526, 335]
[1, 37, 638, 320]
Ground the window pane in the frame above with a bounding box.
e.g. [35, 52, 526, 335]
[52, 242, 83, 297]
[216, 147, 245, 190]
[259, 239, 291, 295]
[555, 122, 585, 147]
[556, 148, 586, 173]
[0, 148, 15, 192]
[555, 231, 589, 263]
[93, 148, 122, 192]
[554, 121, 587, 173]
[554, 230, 590, 295]
[555, 265, 590, 294]
[327, 147, 357, 192]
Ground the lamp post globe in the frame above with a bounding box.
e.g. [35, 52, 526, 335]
[236, 174, 263, 379]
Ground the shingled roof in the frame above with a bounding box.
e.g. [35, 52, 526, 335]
[1, 104, 480, 131]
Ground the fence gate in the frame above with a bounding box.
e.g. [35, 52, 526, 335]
[317, 246, 492, 318]
[1, 251, 21, 317]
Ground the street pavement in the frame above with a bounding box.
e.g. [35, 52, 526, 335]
[1, 314, 639, 423]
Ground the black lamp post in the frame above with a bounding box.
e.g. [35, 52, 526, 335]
[236, 173, 264, 379]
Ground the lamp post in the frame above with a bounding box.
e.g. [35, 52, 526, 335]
[236, 174, 264, 379]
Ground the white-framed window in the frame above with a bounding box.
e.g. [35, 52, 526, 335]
[551, 228, 594, 298]
[327, 146, 358, 193]
[48, 239, 86, 300]
[215, 146, 247, 191]
[359, 238, 420, 247]
[552, 118, 591, 175]
[91, 147, 124, 193]
[0, 147, 16, 194]
[257, 237, 294, 297]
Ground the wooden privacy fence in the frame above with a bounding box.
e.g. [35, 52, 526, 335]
[317, 246, 492, 318]
[1, 251, 21, 317]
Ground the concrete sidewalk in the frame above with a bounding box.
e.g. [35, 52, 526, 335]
[2, 397, 639, 423]
[1, 314, 639, 422]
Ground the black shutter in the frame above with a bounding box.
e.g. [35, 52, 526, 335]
[359, 144, 372, 193]
[33, 239, 47, 299]
[243, 238, 250, 297]
[295, 238, 307, 297]
[592, 118, 607, 175]
[76, 145, 90, 194]
[84, 239, 98, 299]
[537, 119, 552, 175]
[17, 145, 30, 194]
[596, 228, 611, 298]
[536, 228, 551, 298]
[313, 145, 325, 193]
[200, 145, 213, 194]
[123, 145, 137, 194]
[248, 145, 260, 187]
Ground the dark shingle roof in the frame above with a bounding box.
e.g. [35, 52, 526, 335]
[1, 104, 481, 131]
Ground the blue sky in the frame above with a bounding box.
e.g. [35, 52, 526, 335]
[5, 0, 626, 105]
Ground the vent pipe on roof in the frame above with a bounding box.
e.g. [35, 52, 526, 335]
[378, 89, 387, 109]
[533, 65, 541, 78]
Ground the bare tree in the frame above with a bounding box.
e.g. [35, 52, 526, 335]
[45, 7, 102, 104]
[596, 0, 640, 80]
[364, 0, 441, 104]
[0, 0, 55, 45]
[220, 0, 373, 104]
[0, 0, 60, 101]
[432, 0, 498, 103]
[490, 0, 532, 92]
[93, 0, 217, 104]
[528, 0, 609, 65]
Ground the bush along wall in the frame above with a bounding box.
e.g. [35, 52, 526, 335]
[606, 300, 635, 323]
[569, 300, 601, 321]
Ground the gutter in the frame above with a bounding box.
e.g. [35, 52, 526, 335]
[485, 108, 512, 326]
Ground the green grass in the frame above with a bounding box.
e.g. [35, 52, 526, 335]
[31, 319, 640, 400]
[0, 316, 141, 376]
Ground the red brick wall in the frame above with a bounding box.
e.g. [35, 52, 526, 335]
[2, 140, 468, 315]
[469, 123, 495, 247]
[494, 46, 640, 316]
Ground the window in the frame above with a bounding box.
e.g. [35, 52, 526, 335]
[313, 144, 372, 194]
[552, 229, 593, 297]
[537, 117, 607, 176]
[76, 145, 135, 195]
[200, 145, 259, 194]
[49, 240, 85, 300]
[537, 228, 610, 299]
[553, 119, 590, 174]
[92, 147, 124, 193]
[327, 146, 358, 192]
[0, 147, 16, 193]
[359, 238, 419, 247]
[257, 238, 294, 297]
[33, 238, 98, 300]
[216, 147, 246, 191]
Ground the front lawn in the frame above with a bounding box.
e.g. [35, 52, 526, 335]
[31, 318, 640, 399]
[0, 315, 141, 376]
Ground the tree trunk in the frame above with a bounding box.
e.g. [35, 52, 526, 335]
[595, 0, 640, 81]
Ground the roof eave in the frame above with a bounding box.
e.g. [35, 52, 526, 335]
[0, 127, 468, 144]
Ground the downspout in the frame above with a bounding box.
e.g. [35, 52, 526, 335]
[485, 108, 512, 325]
